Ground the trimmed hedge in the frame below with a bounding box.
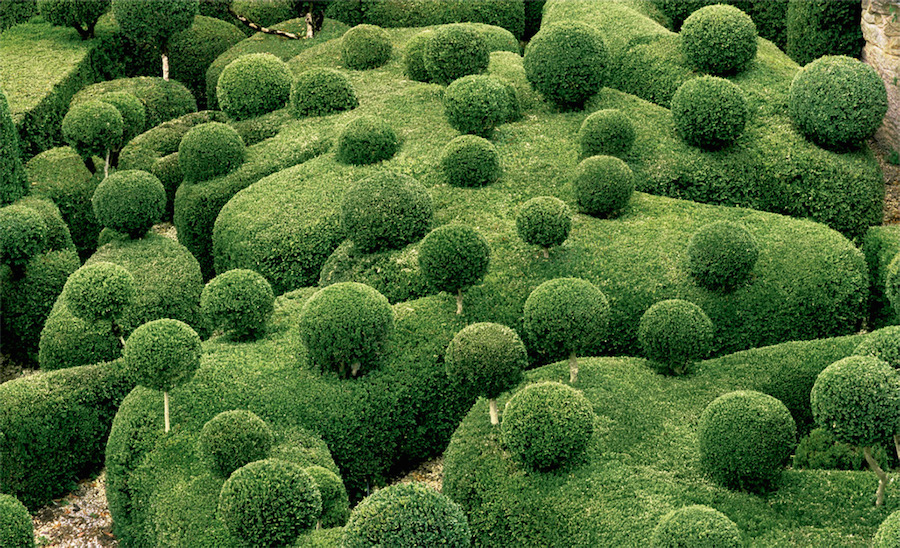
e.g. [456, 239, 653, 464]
[875, 510, 900, 548]
[523, 277, 609, 363]
[650, 505, 742, 548]
[671, 76, 748, 150]
[123, 318, 201, 394]
[178, 122, 245, 182]
[305, 465, 349, 528]
[574, 154, 635, 217]
[231, 0, 293, 27]
[38, 0, 109, 38]
[861, 225, 900, 328]
[445, 322, 526, 401]
[639, 299, 714, 375]
[686, 221, 758, 291]
[91, 169, 166, 238]
[71, 76, 198, 129]
[0, 87, 27, 205]
[423, 23, 490, 85]
[0, 494, 33, 548]
[217, 52, 292, 120]
[786, 0, 863, 66]
[403, 30, 434, 82]
[516, 196, 571, 254]
[291, 68, 358, 117]
[0, 204, 47, 271]
[439, 134, 501, 187]
[199, 409, 275, 477]
[97, 91, 146, 147]
[61, 100, 123, 159]
[167, 15, 245, 109]
[62, 261, 135, 323]
[443, 74, 510, 138]
[201, 268, 274, 340]
[680, 4, 757, 75]
[524, 21, 607, 109]
[335, 115, 400, 165]
[853, 326, 900, 370]
[578, 108, 635, 159]
[319, 240, 430, 305]
[111, 0, 197, 51]
[341, 24, 392, 70]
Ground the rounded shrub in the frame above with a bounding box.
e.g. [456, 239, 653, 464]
[177, 122, 245, 182]
[111, 0, 197, 48]
[341, 24, 392, 70]
[304, 466, 349, 528]
[37, 0, 109, 38]
[123, 318, 202, 392]
[638, 300, 713, 375]
[62, 262, 136, 322]
[681, 4, 758, 75]
[299, 282, 394, 378]
[341, 482, 469, 547]
[874, 510, 900, 548]
[200, 269, 275, 340]
[853, 326, 900, 370]
[199, 409, 275, 477]
[650, 505, 743, 548]
[61, 100, 124, 158]
[91, 169, 166, 238]
[445, 322, 527, 400]
[231, 0, 292, 27]
[97, 92, 146, 147]
[218, 459, 321, 548]
[578, 109, 635, 159]
[443, 74, 510, 138]
[698, 390, 797, 491]
[291, 68, 359, 117]
[0, 494, 33, 548]
[335, 115, 400, 165]
[418, 224, 491, 294]
[423, 23, 490, 85]
[72, 77, 197, 128]
[671, 76, 748, 150]
[501, 381, 595, 471]
[403, 30, 434, 82]
[788, 55, 888, 151]
[216, 53, 293, 120]
[0, 205, 47, 271]
[167, 14, 246, 108]
[340, 171, 433, 253]
[438, 134, 501, 187]
[516, 196, 572, 253]
[522, 277, 609, 362]
[687, 221, 759, 291]
[573, 155, 635, 217]
[524, 21, 608, 109]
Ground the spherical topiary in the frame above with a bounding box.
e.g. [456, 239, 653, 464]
[516, 196, 572, 254]
[177, 122, 245, 182]
[341, 24, 392, 70]
[199, 409, 275, 477]
[698, 390, 797, 492]
[201, 269, 275, 339]
[853, 327, 900, 370]
[38, 0, 109, 38]
[218, 459, 321, 548]
[216, 53, 292, 120]
[650, 505, 743, 548]
[671, 76, 748, 150]
[291, 68, 359, 118]
[681, 4, 758, 75]
[423, 23, 490, 85]
[443, 74, 511, 138]
[0, 205, 47, 271]
[61, 100, 124, 158]
[62, 262, 136, 322]
[91, 169, 166, 238]
[340, 171, 433, 253]
[123, 318, 202, 392]
[341, 482, 470, 547]
[445, 322, 526, 400]
[304, 466, 349, 528]
[299, 282, 394, 377]
[788, 55, 888, 151]
[0, 494, 33, 548]
[231, 0, 292, 27]
[687, 221, 759, 291]
[573, 155, 635, 217]
[874, 510, 900, 548]
[524, 21, 608, 109]
[638, 299, 713, 375]
[167, 15, 246, 109]
[97, 91, 146, 146]
[578, 109, 635, 159]
[111, 0, 197, 49]
[418, 224, 491, 295]
[501, 381, 595, 471]
[438, 134, 501, 187]
[335, 115, 400, 165]
[403, 30, 434, 82]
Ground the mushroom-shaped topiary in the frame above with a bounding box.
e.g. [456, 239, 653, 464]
[698, 390, 797, 492]
[638, 299, 713, 375]
[340, 171, 433, 254]
[62, 261, 135, 344]
[438, 134, 501, 187]
[123, 318, 202, 432]
[687, 221, 759, 291]
[177, 122, 245, 183]
[305, 466, 350, 529]
[218, 459, 321, 548]
[62, 100, 123, 176]
[516, 196, 572, 258]
[0, 205, 48, 276]
[299, 282, 394, 378]
[875, 510, 900, 548]
[671, 76, 748, 150]
[443, 74, 511, 139]
[523, 277, 609, 383]
[578, 109, 635, 159]
[0, 494, 33, 548]
[111, 0, 197, 79]
[341, 24, 392, 70]
[97, 91, 146, 151]
[201, 269, 274, 340]
[502, 381, 595, 471]
[573, 155, 635, 218]
[445, 322, 527, 425]
[92, 169, 166, 238]
[403, 30, 434, 82]
[216, 53, 293, 120]
[418, 224, 491, 315]
[650, 505, 743, 548]
[341, 482, 470, 547]
[291, 68, 359, 118]
[853, 326, 900, 370]
[680, 4, 758, 75]
[335, 115, 400, 165]
[423, 23, 490, 85]
[38, 0, 109, 39]
[199, 409, 275, 477]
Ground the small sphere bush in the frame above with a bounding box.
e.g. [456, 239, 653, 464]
[574, 155, 635, 217]
[0, 494, 33, 548]
[853, 326, 900, 370]
[291, 68, 358, 117]
[98, 91, 146, 146]
[335, 115, 400, 165]
[687, 221, 759, 291]
[341, 24, 392, 70]
[340, 171, 433, 253]
[403, 30, 434, 82]
[423, 24, 490, 85]
[199, 409, 275, 477]
[681, 4, 758, 75]
[788, 55, 888, 150]
[216, 53, 292, 120]
[698, 390, 797, 491]
[123, 318, 202, 391]
[201, 269, 274, 339]
[0, 205, 47, 270]
[671, 76, 748, 150]
[524, 22, 608, 109]
[650, 505, 743, 548]
[92, 169, 165, 238]
[502, 381, 595, 471]
[516, 196, 571, 252]
[443, 74, 511, 138]
[874, 510, 900, 548]
[578, 109, 635, 159]
[305, 466, 349, 528]
[445, 322, 527, 400]
[523, 277, 609, 361]
[439, 135, 501, 187]
[62, 100, 123, 157]
[418, 224, 491, 294]
[62, 262, 135, 322]
[177, 122, 245, 182]
[638, 299, 713, 375]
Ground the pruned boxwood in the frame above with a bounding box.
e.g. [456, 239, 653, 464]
[578, 109, 635, 159]
[177, 122, 245, 182]
[38, 0, 109, 39]
[71, 77, 197, 129]
[0, 494, 33, 548]
[216, 53, 292, 120]
[443, 74, 511, 138]
[680, 4, 757, 75]
[291, 68, 358, 117]
[650, 505, 742, 548]
[638, 299, 713, 375]
[403, 30, 434, 82]
[62, 261, 135, 323]
[671, 76, 748, 150]
[853, 326, 900, 370]
[418, 224, 491, 314]
[92, 169, 166, 238]
[305, 465, 350, 528]
[61, 100, 123, 161]
[423, 23, 490, 85]
[0, 204, 48, 273]
[335, 115, 400, 165]
[199, 409, 275, 477]
[201, 268, 275, 340]
[124, 318, 201, 393]
[167, 15, 246, 109]
[341, 24, 392, 70]
[97, 91, 146, 148]
[574, 155, 635, 217]
[0, 87, 27, 205]
[874, 510, 900, 548]
[516, 196, 571, 256]
[524, 21, 607, 109]
[439, 134, 501, 187]
[687, 221, 759, 291]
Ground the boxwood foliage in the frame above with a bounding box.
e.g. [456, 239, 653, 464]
[418, 224, 491, 297]
[423, 23, 490, 85]
[201, 269, 275, 341]
[524, 21, 608, 109]
[96, 91, 146, 148]
[92, 169, 166, 238]
[61, 100, 123, 161]
[875, 510, 900, 548]
[671, 76, 748, 150]
[443, 74, 511, 138]
[291, 68, 358, 118]
[217, 53, 292, 120]
[0, 87, 27, 206]
[578, 108, 635, 159]
[516, 196, 571, 254]
[785, 0, 863, 66]
[650, 505, 742, 548]
[439, 134, 502, 187]
[303, 465, 350, 528]
[178, 122, 245, 183]
[862, 225, 900, 328]
[680, 4, 757, 75]
[199, 409, 275, 477]
[62, 261, 136, 323]
[686, 221, 758, 291]
[639, 299, 714, 375]
[403, 29, 435, 82]
[0, 204, 48, 273]
[319, 240, 430, 305]
[341, 24, 393, 70]
[71, 76, 198, 129]
[445, 322, 526, 402]
[0, 494, 33, 548]
[573, 154, 635, 218]
[336, 115, 400, 165]
[853, 326, 900, 370]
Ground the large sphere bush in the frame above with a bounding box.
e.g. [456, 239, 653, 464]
[681, 4, 758, 75]
[874, 510, 900, 548]
[439, 134, 501, 187]
[574, 155, 635, 217]
[62, 262, 135, 322]
[0, 205, 47, 271]
[341, 24, 392, 70]
[199, 409, 275, 477]
[423, 23, 490, 85]
[578, 109, 635, 159]
[687, 221, 759, 291]
[650, 505, 743, 548]
[443, 74, 511, 138]
[403, 30, 434, 82]
[92, 169, 165, 238]
[335, 115, 400, 165]
[524, 21, 608, 109]
[522, 277, 609, 361]
[177, 122, 245, 182]
[0, 494, 33, 548]
[445, 322, 526, 400]
[97, 91, 146, 146]
[291, 68, 358, 117]
[123, 318, 201, 392]
[111, 0, 197, 48]
[638, 299, 713, 375]
[516, 196, 572, 252]
[216, 53, 292, 120]
[671, 76, 748, 150]
[61, 100, 123, 157]
[418, 224, 491, 294]
[38, 0, 109, 37]
[853, 326, 900, 370]
[201, 269, 274, 340]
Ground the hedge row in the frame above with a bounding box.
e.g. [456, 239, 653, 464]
[862, 225, 900, 329]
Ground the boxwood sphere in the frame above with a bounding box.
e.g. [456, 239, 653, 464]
[291, 68, 358, 118]
[423, 23, 490, 85]
[524, 21, 608, 109]
[650, 505, 743, 548]
[788, 55, 888, 150]
[638, 299, 713, 374]
[445, 322, 527, 400]
[111, 0, 197, 48]
[681, 4, 758, 75]
[574, 155, 635, 217]
[61, 100, 124, 157]
[443, 74, 510, 138]
[853, 326, 900, 370]
[335, 115, 400, 165]
[98, 91, 146, 146]
[0, 494, 33, 548]
[216, 53, 292, 120]
[698, 390, 797, 491]
[418, 224, 491, 294]
[199, 409, 275, 477]
[874, 510, 900, 548]
[522, 277, 609, 360]
[92, 169, 165, 238]
[201, 268, 274, 339]
[299, 282, 394, 377]
[304, 466, 349, 528]
[671, 76, 748, 150]
[218, 459, 321, 548]
[502, 381, 595, 471]
[341, 482, 470, 547]
[0, 205, 47, 270]
[341, 24, 392, 70]
[687, 221, 759, 291]
[403, 30, 434, 82]
[340, 171, 433, 253]
[578, 109, 635, 159]
[439, 134, 501, 187]
[62, 262, 136, 322]
[123, 318, 202, 392]
[516, 196, 571, 250]
[177, 122, 245, 182]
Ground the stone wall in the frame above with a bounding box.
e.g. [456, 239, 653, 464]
[862, 0, 900, 150]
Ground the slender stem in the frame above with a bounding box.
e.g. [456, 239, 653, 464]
[864, 447, 888, 507]
[104, 149, 110, 179]
[162, 53, 169, 81]
[542, 247, 550, 259]
[894, 434, 900, 463]
[305, 10, 314, 39]
[489, 399, 499, 425]
[316, 519, 321, 531]
[164, 391, 170, 433]
[351, 361, 360, 377]
[569, 350, 578, 383]
[119, 336, 126, 347]
[456, 289, 464, 315]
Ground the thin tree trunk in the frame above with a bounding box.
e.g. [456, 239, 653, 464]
[162, 53, 169, 81]
[164, 391, 170, 433]
[104, 149, 110, 179]
[569, 350, 578, 383]
[228, 6, 302, 39]
[489, 399, 499, 425]
[542, 247, 549, 259]
[894, 434, 900, 462]
[351, 361, 360, 377]
[456, 289, 464, 315]
[305, 11, 314, 39]
[316, 520, 321, 531]
[864, 446, 888, 507]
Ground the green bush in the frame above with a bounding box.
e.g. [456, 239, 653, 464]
[524, 21, 608, 109]
[291, 68, 358, 117]
[335, 115, 400, 165]
[443, 74, 510, 138]
[201, 268, 275, 340]
[92, 169, 166, 238]
[0, 0, 37, 30]
[62, 261, 135, 322]
[793, 427, 873, 471]
[403, 30, 434, 82]
[885, 254, 900, 324]
[319, 240, 429, 305]
[439, 134, 501, 187]
[0, 494, 33, 548]
[0, 84, 27, 206]
[199, 409, 275, 477]
[341, 24, 393, 70]
[216, 53, 292, 120]
[650, 505, 742, 548]
[671, 76, 748, 150]
[305, 465, 350, 528]
[459, 22, 520, 54]
[71, 77, 198, 129]
[874, 510, 900, 548]
[62, 100, 124, 159]
[516, 196, 571, 254]
[861, 226, 900, 328]
[639, 299, 713, 375]
[97, 91, 146, 147]
[178, 122, 245, 182]
[38, 0, 109, 38]
[231, 0, 293, 27]
[687, 221, 759, 291]
[788, 55, 888, 151]
[0, 205, 48, 272]
[853, 326, 900, 370]
[578, 109, 635, 159]
[445, 322, 526, 401]
[698, 390, 797, 492]
[423, 23, 490, 85]
[573, 154, 635, 217]
[418, 224, 491, 295]
[680, 4, 757, 75]
[124, 318, 201, 392]
[111, 0, 197, 49]
[786, 0, 863, 66]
